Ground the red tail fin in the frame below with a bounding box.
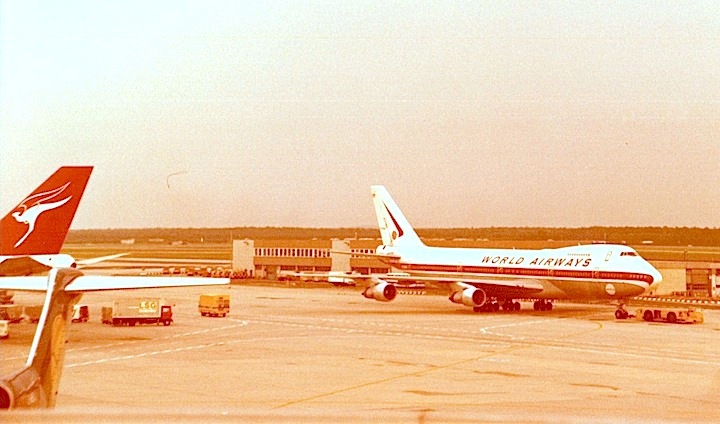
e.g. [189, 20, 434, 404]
[0, 166, 93, 255]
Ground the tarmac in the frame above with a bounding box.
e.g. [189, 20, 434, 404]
[2, 283, 720, 423]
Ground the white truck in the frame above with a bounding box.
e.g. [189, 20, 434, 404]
[104, 298, 173, 326]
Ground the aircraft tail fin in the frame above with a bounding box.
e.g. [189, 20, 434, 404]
[0, 166, 93, 256]
[370, 186, 424, 248]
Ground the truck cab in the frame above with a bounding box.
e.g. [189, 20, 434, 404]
[160, 305, 173, 326]
[72, 305, 89, 323]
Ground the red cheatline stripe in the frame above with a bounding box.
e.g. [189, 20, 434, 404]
[391, 262, 653, 285]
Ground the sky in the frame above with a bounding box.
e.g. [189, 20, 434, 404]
[1, 1, 719, 229]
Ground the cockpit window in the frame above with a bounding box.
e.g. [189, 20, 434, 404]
[620, 251, 637, 257]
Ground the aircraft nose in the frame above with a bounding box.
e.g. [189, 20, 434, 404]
[646, 267, 663, 293]
[651, 268, 663, 284]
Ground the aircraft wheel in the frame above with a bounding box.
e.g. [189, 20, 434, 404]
[533, 301, 540, 311]
[514, 302, 521, 311]
[667, 312, 677, 323]
[643, 310, 654, 322]
[545, 302, 553, 311]
[614, 309, 628, 320]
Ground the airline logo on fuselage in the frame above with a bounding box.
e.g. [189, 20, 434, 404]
[482, 255, 592, 267]
[11, 182, 73, 248]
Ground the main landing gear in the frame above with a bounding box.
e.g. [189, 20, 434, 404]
[472, 299, 522, 313]
[533, 300, 553, 311]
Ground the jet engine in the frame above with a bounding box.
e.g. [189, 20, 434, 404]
[0, 366, 45, 409]
[449, 287, 486, 308]
[362, 281, 397, 302]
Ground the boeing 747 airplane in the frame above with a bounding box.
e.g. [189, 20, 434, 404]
[355, 186, 662, 318]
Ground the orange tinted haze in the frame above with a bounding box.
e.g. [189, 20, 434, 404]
[1, 1, 718, 229]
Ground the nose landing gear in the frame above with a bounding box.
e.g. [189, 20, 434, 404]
[614, 303, 630, 319]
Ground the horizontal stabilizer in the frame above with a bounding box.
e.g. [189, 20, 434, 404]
[65, 275, 229, 292]
[329, 250, 402, 261]
[0, 277, 47, 291]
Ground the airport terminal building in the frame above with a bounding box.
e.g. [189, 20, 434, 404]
[232, 238, 390, 279]
[232, 238, 720, 298]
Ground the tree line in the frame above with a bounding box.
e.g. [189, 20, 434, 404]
[66, 226, 720, 247]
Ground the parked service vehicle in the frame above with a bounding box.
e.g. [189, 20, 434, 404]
[106, 298, 173, 326]
[23, 305, 43, 323]
[101, 306, 113, 325]
[198, 294, 230, 317]
[636, 307, 704, 324]
[0, 320, 9, 339]
[0, 290, 14, 304]
[0, 305, 23, 323]
[71, 305, 90, 323]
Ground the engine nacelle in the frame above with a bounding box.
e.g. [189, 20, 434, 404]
[0, 366, 45, 410]
[362, 282, 397, 302]
[449, 287, 486, 308]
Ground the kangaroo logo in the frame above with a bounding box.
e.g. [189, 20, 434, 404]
[11, 182, 73, 248]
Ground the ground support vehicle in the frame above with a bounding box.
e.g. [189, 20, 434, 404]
[101, 306, 113, 324]
[636, 307, 703, 324]
[23, 305, 43, 323]
[106, 298, 173, 326]
[0, 320, 8, 339]
[199, 294, 230, 317]
[0, 290, 13, 304]
[71, 305, 89, 323]
[0, 305, 23, 323]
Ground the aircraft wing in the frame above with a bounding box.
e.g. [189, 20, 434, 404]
[287, 269, 544, 296]
[391, 275, 543, 290]
[0, 275, 229, 292]
[367, 273, 545, 297]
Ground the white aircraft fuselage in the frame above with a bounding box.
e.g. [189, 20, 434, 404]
[376, 243, 661, 301]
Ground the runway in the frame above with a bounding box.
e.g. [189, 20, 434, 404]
[3, 284, 720, 422]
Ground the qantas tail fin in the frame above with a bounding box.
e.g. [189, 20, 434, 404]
[0, 166, 92, 256]
[370, 186, 424, 248]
